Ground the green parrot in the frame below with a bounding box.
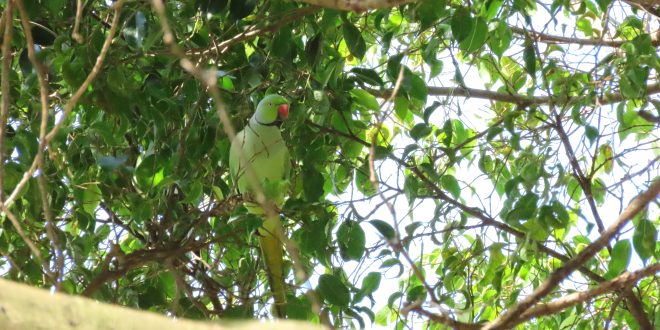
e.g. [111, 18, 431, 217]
[229, 94, 290, 318]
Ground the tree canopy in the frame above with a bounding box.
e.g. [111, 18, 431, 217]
[0, 0, 659, 329]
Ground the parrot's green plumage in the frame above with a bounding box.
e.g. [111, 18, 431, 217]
[229, 94, 290, 318]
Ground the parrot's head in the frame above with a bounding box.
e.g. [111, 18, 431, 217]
[254, 94, 289, 126]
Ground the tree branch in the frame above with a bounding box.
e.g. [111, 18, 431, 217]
[82, 240, 208, 297]
[188, 7, 320, 57]
[484, 179, 660, 330]
[516, 263, 660, 324]
[367, 82, 660, 107]
[409, 304, 482, 330]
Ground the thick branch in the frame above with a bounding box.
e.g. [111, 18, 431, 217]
[82, 240, 208, 297]
[484, 179, 660, 330]
[368, 82, 660, 107]
[516, 263, 660, 323]
[411, 305, 482, 330]
[509, 26, 660, 47]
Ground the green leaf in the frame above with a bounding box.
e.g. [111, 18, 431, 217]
[459, 17, 488, 53]
[488, 21, 512, 57]
[82, 183, 102, 216]
[605, 239, 631, 280]
[272, 29, 293, 60]
[182, 181, 203, 204]
[351, 68, 384, 86]
[591, 178, 606, 205]
[414, 0, 447, 28]
[596, 0, 612, 12]
[483, 0, 504, 19]
[478, 155, 494, 174]
[406, 285, 426, 302]
[229, 0, 257, 19]
[337, 221, 366, 261]
[350, 89, 380, 111]
[584, 125, 598, 145]
[508, 193, 539, 221]
[523, 39, 536, 78]
[633, 219, 657, 262]
[567, 177, 583, 202]
[539, 205, 561, 229]
[595, 144, 614, 174]
[402, 69, 428, 103]
[403, 175, 419, 204]
[386, 54, 404, 81]
[361, 272, 381, 295]
[486, 126, 503, 141]
[441, 175, 460, 198]
[303, 166, 325, 202]
[44, 0, 65, 14]
[343, 22, 366, 59]
[369, 220, 396, 240]
[552, 200, 571, 227]
[451, 8, 473, 43]
[134, 154, 165, 190]
[441, 120, 453, 146]
[318, 274, 350, 308]
[520, 163, 539, 184]
[410, 123, 432, 141]
[576, 17, 593, 36]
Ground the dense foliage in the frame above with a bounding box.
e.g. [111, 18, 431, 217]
[0, 0, 658, 328]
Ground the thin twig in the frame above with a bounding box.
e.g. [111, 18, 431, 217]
[508, 25, 660, 47]
[14, 0, 64, 290]
[517, 263, 660, 323]
[410, 304, 481, 330]
[0, 1, 12, 203]
[72, 0, 84, 42]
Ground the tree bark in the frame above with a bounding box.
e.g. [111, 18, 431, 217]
[0, 279, 325, 330]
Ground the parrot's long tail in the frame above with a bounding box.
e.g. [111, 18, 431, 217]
[259, 214, 286, 318]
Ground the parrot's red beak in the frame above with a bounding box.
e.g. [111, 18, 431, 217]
[278, 104, 289, 119]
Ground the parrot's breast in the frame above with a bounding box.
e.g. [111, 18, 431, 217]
[229, 121, 290, 209]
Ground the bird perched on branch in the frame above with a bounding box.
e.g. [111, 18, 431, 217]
[229, 94, 290, 318]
